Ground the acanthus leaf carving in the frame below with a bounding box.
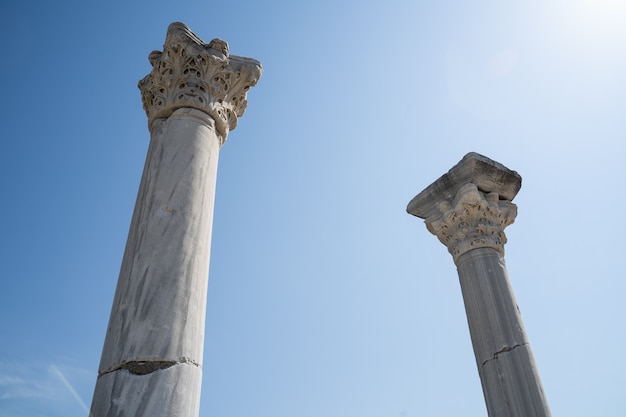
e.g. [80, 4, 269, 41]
[138, 22, 262, 144]
[425, 183, 517, 262]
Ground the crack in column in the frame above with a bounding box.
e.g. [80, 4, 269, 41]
[98, 358, 201, 377]
[481, 343, 528, 367]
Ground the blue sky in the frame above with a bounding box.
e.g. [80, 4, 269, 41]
[1, 0, 625, 416]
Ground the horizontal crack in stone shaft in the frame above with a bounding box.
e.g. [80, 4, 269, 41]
[481, 343, 528, 367]
[99, 358, 201, 377]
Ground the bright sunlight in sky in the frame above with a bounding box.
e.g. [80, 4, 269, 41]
[573, 0, 626, 30]
[1, 1, 625, 416]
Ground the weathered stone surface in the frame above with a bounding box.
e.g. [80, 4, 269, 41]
[456, 248, 529, 368]
[91, 109, 217, 416]
[422, 183, 517, 262]
[91, 22, 261, 417]
[479, 344, 550, 417]
[138, 22, 262, 141]
[90, 362, 202, 417]
[457, 249, 550, 417]
[97, 108, 217, 375]
[406, 153, 551, 417]
[406, 152, 521, 220]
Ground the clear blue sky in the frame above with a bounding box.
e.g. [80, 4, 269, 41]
[1, 1, 625, 416]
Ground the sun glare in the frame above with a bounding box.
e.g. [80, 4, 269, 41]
[573, 0, 626, 32]
[550, 0, 626, 64]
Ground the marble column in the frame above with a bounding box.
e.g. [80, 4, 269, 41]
[90, 23, 261, 417]
[406, 153, 551, 417]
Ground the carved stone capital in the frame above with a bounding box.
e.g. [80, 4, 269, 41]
[407, 153, 522, 263]
[138, 22, 262, 143]
[425, 183, 517, 262]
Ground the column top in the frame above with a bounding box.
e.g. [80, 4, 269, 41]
[406, 152, 521, 219]
[138, 22, 262, 142]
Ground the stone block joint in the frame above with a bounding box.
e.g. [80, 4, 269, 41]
[480, 343, 528, 367]
[98, 357, 202, 377]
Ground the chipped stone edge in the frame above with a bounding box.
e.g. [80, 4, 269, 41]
[99, 357, 201, 377]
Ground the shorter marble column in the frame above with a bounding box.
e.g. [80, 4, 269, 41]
[406, 153, 551, 417]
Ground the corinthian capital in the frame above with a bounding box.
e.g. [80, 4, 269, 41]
[407, 153, 522, 262]
[138, 22, 262, 142]
[425, 183, 517, 261]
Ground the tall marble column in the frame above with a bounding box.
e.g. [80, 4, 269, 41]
[406, 153, 551, 417]
[90, 23, 261, 417]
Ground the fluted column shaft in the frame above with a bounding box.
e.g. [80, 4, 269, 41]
[407, 153, 551, 417]
[90, 22, 261, 417]
[456, 247, 548, 416]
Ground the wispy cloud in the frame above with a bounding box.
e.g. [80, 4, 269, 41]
[0, 360, 93, 417]
[49, 365, 90, 414]
[0, 363, 52, 401]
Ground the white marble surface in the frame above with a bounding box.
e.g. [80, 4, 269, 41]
[408, 154, 551, 417]
[91, 109, 218, 416]
[457, 248, 550, 417]
[98, 109, 218, 371]
[90, 362, 202, 417]
[91, 22, 261, 417]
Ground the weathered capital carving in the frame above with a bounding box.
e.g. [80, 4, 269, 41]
[425, 183, 517, 262]
[407, 153, 522, 262]
[138, 22, 262, 143]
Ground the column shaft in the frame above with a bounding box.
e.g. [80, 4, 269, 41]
[90, 109, 219, 417]
[456, 248, 550, 417]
